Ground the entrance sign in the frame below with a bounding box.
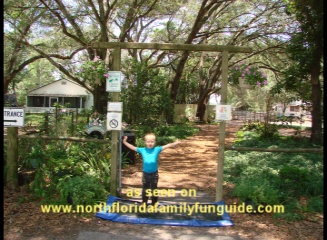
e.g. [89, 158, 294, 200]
[107, 112, 122, 130]
[106, 71, 122, 92]
[107, 102, 123, 112]
[216, 105, 232, 121]
[4, 107, 25, 127]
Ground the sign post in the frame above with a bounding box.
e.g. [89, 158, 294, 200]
[107, 50, 122, 197]
[4, 107, 24, 190]
[107, 101, 123, 196]
[215, 50, 229, 201]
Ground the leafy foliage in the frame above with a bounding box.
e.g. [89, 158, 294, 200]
[229, 62, 268, 87]
[224, 124, 323, 221]
[26, 140, 110, 203]
[57, 175, 108, 206]
[234, 178, 281, 206]
[16, 114, 199, 205]
[280, 0, 323, 143]
[77, 56, 109, 87]
[121, 59, 173, 126]
[133, 123, 200, 147]
[240, 122, 279, 138]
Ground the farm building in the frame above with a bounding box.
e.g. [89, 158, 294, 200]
[25, 79, 93, 113]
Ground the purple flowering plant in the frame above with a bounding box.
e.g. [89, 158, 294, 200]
[229, 62, 268, 87]
[78, 56, 109, 86]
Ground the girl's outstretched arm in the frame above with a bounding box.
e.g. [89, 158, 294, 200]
[123, 136, 137, 151]
[162, 140, 181, 151]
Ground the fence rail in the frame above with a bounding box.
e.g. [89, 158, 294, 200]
[225, 145, 323, 153]
[16, 134, 111, 143]
[4, 133, 322, 153]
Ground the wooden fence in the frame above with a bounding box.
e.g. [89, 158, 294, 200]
[4, 112, 322, 189]
[173, 104, 301, 124]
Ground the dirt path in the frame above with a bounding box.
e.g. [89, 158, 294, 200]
[121, 123, 240, 196]
[121, 123, 323, 240]
[4, 123, 323, 240]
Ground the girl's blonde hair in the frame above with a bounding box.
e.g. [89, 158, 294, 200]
[144, 133, 156, 140]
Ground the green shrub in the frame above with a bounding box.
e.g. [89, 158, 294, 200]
[279, 166, 310, 197]
[167, 124, 200, 139]
[156, 136, 178, 145]
[274, 211, 306, 222]
[30, 141, 109, 200]
[305, 196, 323, 213]
[134, 123, 200, 146]
[19, 139, 46, 170]
[241, 122, 279, 139]
[154, 124, 170, 136]
[79, 150, 111, 188]
[58, 175, 108, 206]
[233, 177, 281, 206]
[259, 124, 279, 138]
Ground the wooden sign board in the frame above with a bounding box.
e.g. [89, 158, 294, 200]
[4, 108, 25, 127]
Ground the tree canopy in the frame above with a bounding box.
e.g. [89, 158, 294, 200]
[4, 0, 323, 142]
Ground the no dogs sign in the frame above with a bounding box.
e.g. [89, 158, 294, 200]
[107, 112, 122, 130]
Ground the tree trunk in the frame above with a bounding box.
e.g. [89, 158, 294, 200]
[93, 83, 108, 114]
[196, 101, 207, 122]
[310, 74, 322, 143]
[196, 76, 210, 122]
[4, 75, 11, 95]
[166, 1, 224, 123]
[6, 127, 19, 190]
[167, 52, 190, 123]
[310, 34, 323, 144]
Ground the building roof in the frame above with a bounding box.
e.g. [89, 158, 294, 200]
[27, 79, 91, 97]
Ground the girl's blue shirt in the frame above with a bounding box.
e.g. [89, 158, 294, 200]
[136, 146, 163, 173]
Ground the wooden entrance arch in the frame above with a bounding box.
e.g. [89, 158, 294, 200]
[91, 42, 252, 201]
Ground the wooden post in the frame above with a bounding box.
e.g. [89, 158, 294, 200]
[110, 47, 121, 196]
[103, 132, 107, 157]
[75, 108, 78, 123]
[55, 106, 58, 135]
[44, 113, 49, 146]
[45, 113, 49, 135]
[71, 111, 74, 136]
[6, 127, 19, 190]
[216, 50, 228, 201]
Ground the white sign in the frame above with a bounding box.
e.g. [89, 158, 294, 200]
[107, 112, 122, 130]
[106, 71, 122, 92]
[107, 102, 123, 112]
[4, 108, 25, 127]
[216, 105, 232, 121]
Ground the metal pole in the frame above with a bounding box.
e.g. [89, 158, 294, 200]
[118, 130, 123, 197]
[216, 50, 228, 202]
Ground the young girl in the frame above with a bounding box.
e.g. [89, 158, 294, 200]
[123, 133, 180, 206]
